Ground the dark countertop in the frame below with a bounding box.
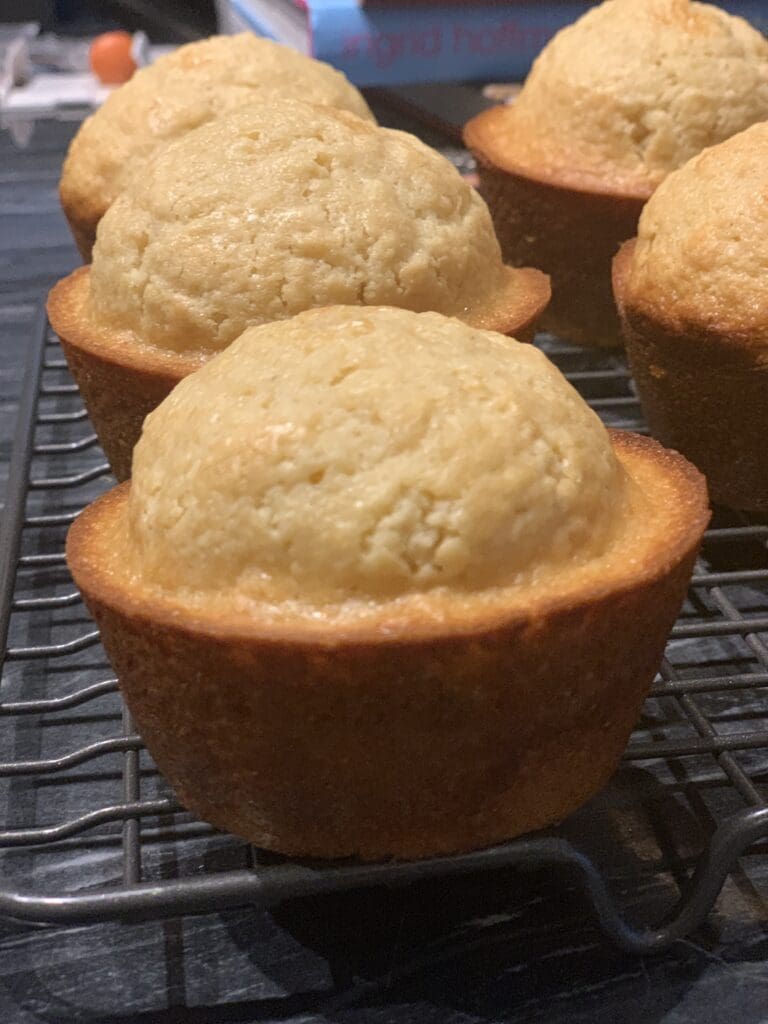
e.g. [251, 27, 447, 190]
[2, 114, 768, 1024]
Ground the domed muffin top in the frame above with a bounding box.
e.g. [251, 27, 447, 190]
[87, 101, 509, 354]
[60, 33, 374, 225]
[128, 306, 624, 605]
[623, 122, 768, 341]
[490, 0, 768, 194]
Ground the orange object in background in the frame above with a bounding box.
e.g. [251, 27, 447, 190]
[89, 31, 137, 85]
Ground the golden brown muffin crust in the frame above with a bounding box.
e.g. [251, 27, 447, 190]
[621, 124, 768, 353]
[66, 431, 708, 860]
[615, 237, 768, 511]
[72, 426, 708, 641]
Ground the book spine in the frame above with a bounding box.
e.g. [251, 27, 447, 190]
[306, 3, 595, 85]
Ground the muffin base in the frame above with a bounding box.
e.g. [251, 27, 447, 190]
[66, 432, 708, 861]
[48, 264, 551, 482]
[465, 108, 649, 349]
[60, 331, 184, 484]
[614, 240, 768, 512]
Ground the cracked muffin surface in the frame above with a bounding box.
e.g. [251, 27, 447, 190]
[623, 122, 768, 342]
[127, 307, 624, 607]
[87, 102, 509, 356]
[60, 33, 373, 235]
[488, 0, 768, 194]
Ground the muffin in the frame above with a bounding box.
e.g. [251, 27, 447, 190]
[67, 306, 709, 861]
[464, 0, 768, 347]
[60, 33, 375, 260]
[48, 101, 550, 481]
[614, 123, 768, 512]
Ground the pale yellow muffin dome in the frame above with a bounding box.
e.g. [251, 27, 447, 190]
[128, 307, 624, 606]
[624, 123, 768, 340]
[499, 0, 768, 193]
[88, 102, 509, 355]
[60, 33, 373, 229]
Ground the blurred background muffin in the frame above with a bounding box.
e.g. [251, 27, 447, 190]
[614, 122, 768, 511]
[464, 0, 768, 347]
[59, 32, 375, 259]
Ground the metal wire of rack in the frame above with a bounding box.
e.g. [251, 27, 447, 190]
[1, 308, 768, 952]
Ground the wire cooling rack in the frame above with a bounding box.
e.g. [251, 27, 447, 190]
[1, 308, 768, 952]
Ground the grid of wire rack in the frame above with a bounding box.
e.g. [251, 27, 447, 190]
[1, 309, 767, 952]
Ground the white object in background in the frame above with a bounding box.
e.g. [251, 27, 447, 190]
[0, 23, 37, 105]
[215, 0, 249, 34]
[4, 72, 112, 118]
[1, 23, 175, 147]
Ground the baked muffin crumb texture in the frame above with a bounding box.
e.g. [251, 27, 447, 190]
[60, 33, 374, 233]
[88, 102, 509, 355]
[489, 0, 768, 193]
[624, 121, 768, 344]
[127, 307, 624, 606]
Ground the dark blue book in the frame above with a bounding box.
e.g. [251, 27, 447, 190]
[220, 1, 768, 86]
[222, 1, 595, 85]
